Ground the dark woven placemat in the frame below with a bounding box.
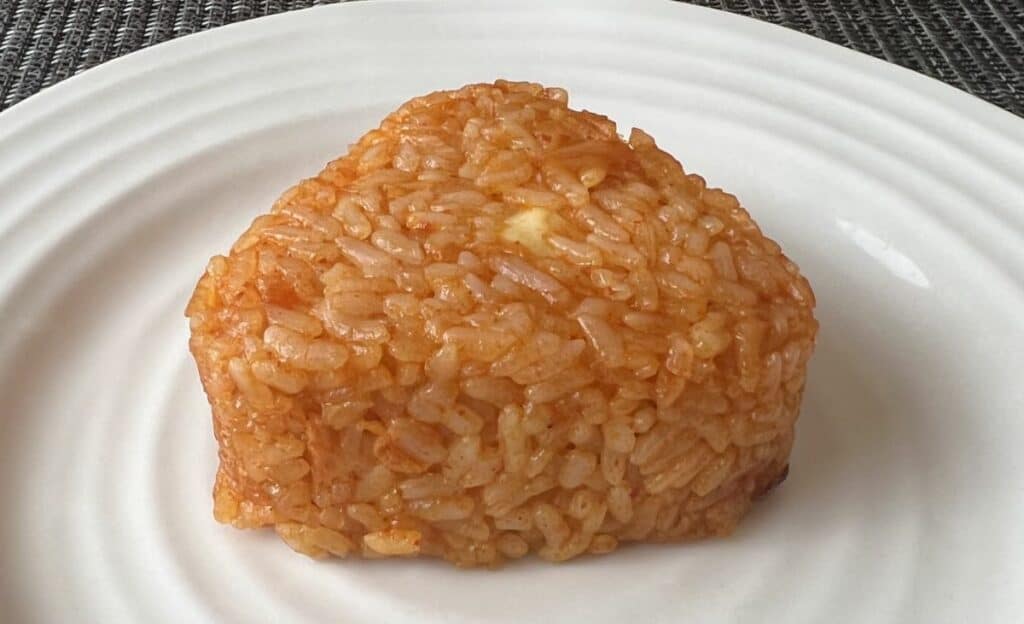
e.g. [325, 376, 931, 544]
[1, 1, 1022, 116]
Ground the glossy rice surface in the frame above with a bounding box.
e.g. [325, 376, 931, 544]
[186, 80, 817, 566]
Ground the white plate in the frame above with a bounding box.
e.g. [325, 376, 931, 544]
[2, 1, 1023, 622]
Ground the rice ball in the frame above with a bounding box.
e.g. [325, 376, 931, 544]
[186, 80, 817, 566]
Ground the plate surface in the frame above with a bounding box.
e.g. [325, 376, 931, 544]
[1, 1, 1023, 622]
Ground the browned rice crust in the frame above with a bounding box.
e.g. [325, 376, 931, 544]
[186, 80, 817, 566]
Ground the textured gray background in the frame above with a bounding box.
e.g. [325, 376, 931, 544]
[0, 1, 1022, 115]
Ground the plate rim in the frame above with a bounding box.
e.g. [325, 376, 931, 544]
[1, 0, 1023, 145]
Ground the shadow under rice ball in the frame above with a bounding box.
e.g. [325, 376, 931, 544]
[186, 80, 818, 566]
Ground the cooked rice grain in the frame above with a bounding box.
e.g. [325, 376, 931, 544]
[187, 80, 817, 566]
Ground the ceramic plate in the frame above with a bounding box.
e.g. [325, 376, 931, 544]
[1, 1, 1023, 622]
